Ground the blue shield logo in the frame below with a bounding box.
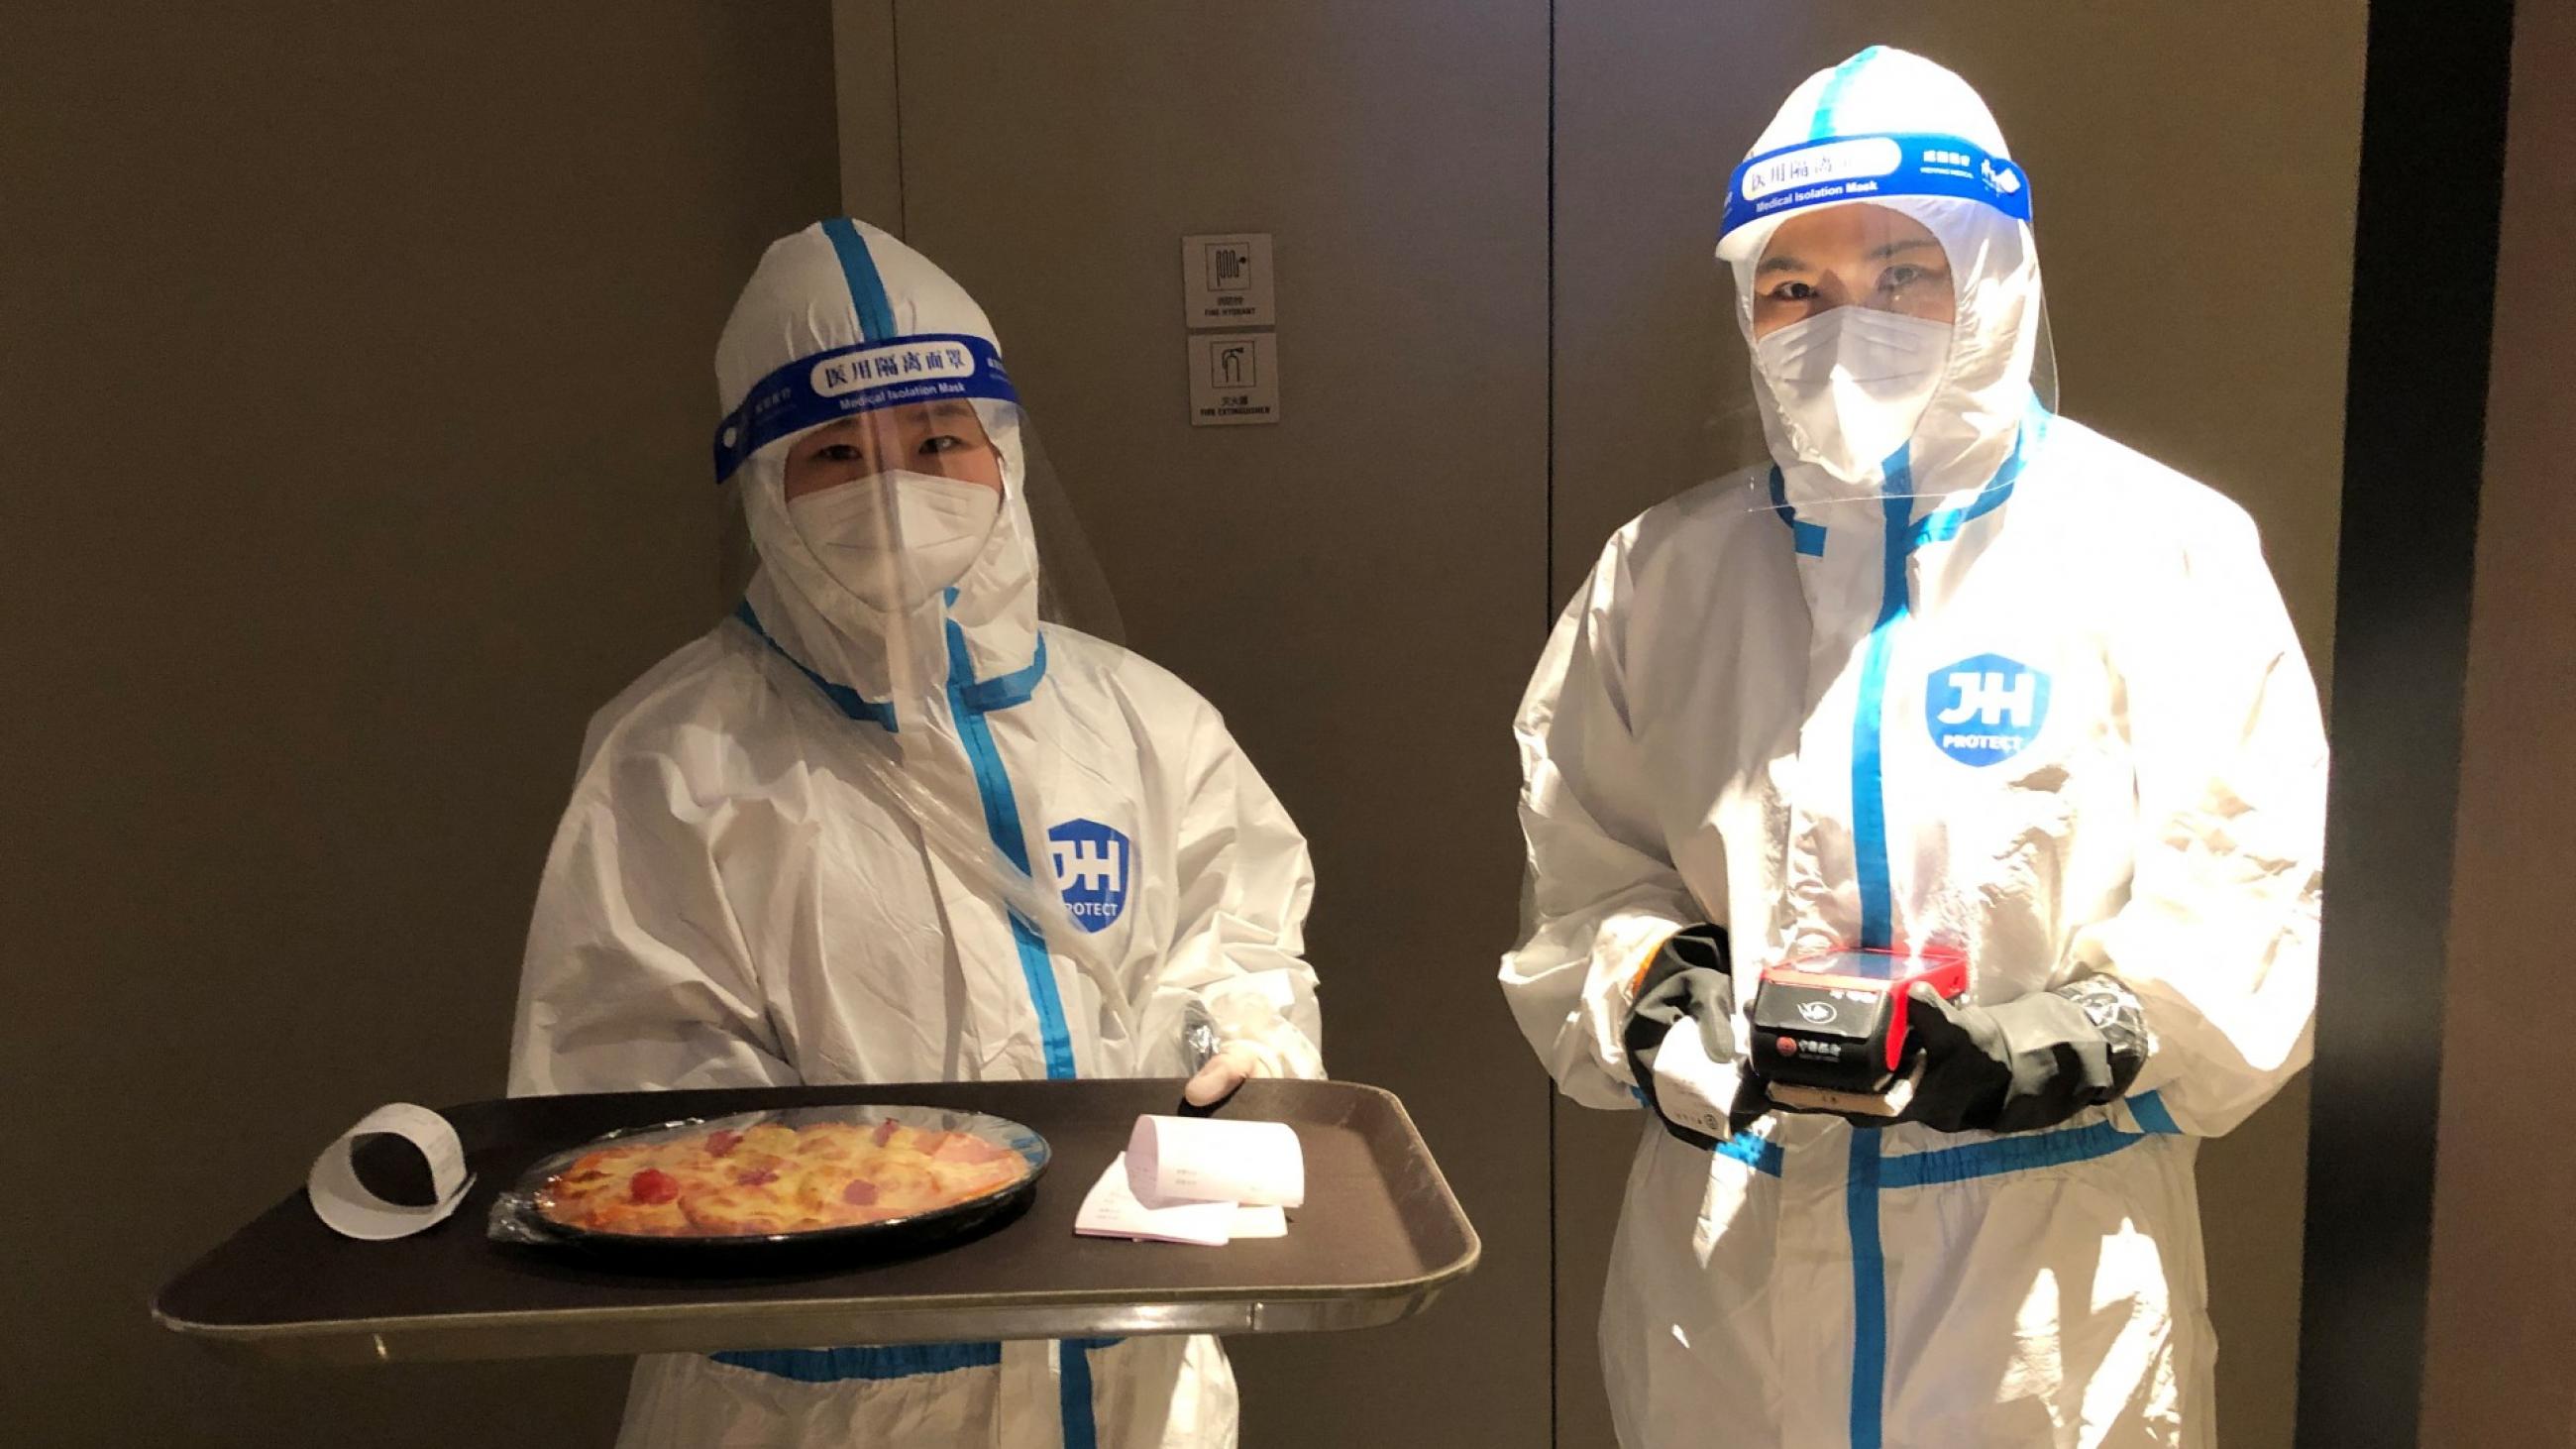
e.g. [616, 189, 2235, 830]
[1926, 653, 2051, 766]
[1047, 819, 1131, 933]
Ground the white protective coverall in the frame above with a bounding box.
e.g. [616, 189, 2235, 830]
[1499, 48, 2323, 1449]
[510, 218, 1324, 1449]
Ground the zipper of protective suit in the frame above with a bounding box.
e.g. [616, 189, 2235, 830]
[938, 612, 1079, 1081]
[1837, 444, 1921, 1449]
[934, 613, 1120, 1449]
[1832, 411, 2056, 1449]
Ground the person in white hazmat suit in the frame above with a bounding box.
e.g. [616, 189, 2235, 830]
[1499, 48, 2323, 1449]
[509, 217, 1323, 1449]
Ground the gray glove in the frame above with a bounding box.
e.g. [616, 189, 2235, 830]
[1897, 975, 2151, 1134]
[1619, 926, 1767, 1147]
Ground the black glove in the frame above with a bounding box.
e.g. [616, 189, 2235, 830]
[1897, 975, 2151, 1134]
[1620, 926, 1768, 1148]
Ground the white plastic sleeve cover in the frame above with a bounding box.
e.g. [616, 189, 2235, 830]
[508, 738, 799, 1096]
[1501, 533, 1707, 1110]
[1152, 715, 1325, 1082]
[2070, 503, 2326, 1136]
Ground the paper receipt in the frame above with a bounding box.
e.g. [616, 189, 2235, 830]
[305, 1102, 476, 1241]
[1075, 1152, 1239, 1246]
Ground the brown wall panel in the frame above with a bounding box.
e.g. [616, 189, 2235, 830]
[2, 5, 841, 1445]
[2418, 4, 2576, 1443]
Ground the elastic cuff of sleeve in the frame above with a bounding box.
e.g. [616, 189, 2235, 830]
[1627, 924, 1730, 1011]
[1221, 1034, 1317, 1082]
[2053, 974, 2150, 1095]
[1626, 930, 1680, 1003]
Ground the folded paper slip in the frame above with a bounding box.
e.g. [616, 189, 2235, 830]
[1075, 1153, 1239, 1245]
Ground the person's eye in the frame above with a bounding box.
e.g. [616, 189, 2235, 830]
[1767, 280, 1817, 302]
[1879, 265, 1936, 291]
[919, 434, 969, 455]
[815, 442, 865, 463]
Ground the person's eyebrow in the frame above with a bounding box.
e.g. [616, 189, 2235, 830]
[1867, 238, 1943, 262]
[1756, 253, 1807, 275]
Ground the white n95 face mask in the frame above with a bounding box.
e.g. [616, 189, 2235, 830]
[1755, 307, 1954, 483]
[787, 469, 1002, 611]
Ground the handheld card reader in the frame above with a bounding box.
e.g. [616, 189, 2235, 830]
[1749, 947, 1970, 1118]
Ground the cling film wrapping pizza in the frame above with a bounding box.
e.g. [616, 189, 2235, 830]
[488, 1105, 1049, 1249]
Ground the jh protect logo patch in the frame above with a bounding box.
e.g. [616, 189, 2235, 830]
[1927, 653, 2051, 766]
[1047, 819, 1131, 934]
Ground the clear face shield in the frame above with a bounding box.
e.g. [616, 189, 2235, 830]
[719, 409, 1124, 641]
[712, 329, 1141, 1059]
[1710, 133, 2057, 517]
[717, 334, 1122, 642]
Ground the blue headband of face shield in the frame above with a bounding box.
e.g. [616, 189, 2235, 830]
[712, 332, 1020, 486]
[1718, 132, 2032, 251]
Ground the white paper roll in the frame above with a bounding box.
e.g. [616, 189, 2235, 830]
[1126, 1115, 1305, 1208]
[305, 1102, 475, 1241]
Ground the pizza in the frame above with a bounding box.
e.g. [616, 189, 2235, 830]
[535, 1117, 1030, 1238]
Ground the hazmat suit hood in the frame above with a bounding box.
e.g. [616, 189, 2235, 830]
[713, 219, 1041, 719]
[1717, 47, 2046, 513]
